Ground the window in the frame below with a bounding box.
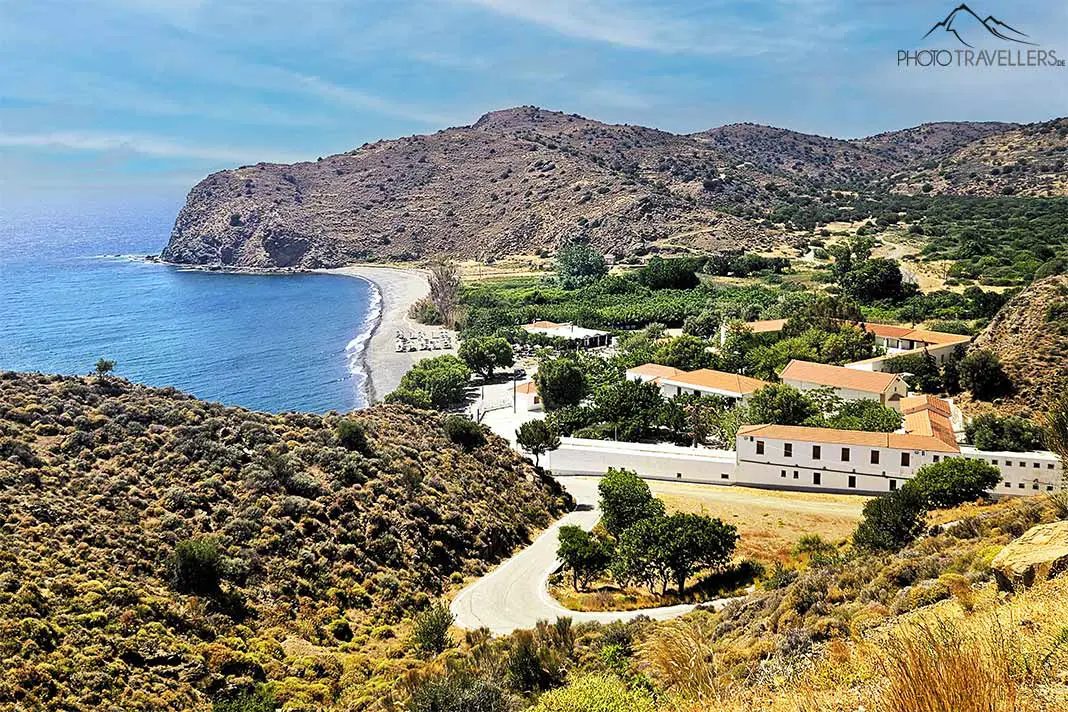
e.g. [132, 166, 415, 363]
[676, 472, 682, 479]
[889, 479, 897, 491]
[1048, 485, 1055, 491]
[756, 440, 765, 455]
[848, 475, 857, 489]
[813, 472, 821, 485]
[992, 459, 998, 466]
[933, 455, 940, 463]
[784, 443, 793, 457]
[842, 447, 851, 462]
[812, 445, 821, 459]
[870, 450, 880, 465]
[1019, 483, 1026, 489]
[721, 473, 729, 480]
[901, 452, 911, 467]
[1034, 462, 1040, 468]
[793, 470, 799, 479]
[1033, 482, 1040, 490]
[780, 469, 787, 478]
[1049, 464, 1056, 470]
[1006, 460, 1012, 467]
[1005, 481, 1012, 488]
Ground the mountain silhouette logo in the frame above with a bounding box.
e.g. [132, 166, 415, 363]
[923, 4, 1037, 48]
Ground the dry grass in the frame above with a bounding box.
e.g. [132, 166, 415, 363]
[880, 618, 1022, 712]
[647, 481, 867, 562]
[641, 615, 723, 703]
[662, 575, 1068, 712]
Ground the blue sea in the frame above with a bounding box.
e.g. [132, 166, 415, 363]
[0, 196, 377, 413]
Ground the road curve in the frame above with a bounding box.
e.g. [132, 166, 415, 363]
[451, 478, 728, 635]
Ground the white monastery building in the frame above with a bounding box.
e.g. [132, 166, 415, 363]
[780, 359, 910, 411]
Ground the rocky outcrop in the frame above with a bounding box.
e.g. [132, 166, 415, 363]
[972, 275, 1068, 413]
[992, 520, 1068, 591]
[160, 106, 1043, 269]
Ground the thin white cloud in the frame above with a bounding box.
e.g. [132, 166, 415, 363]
[450, 0, 858, 56]
[454, 0, 706, 52]
[0, 131, 307, 164]
[279, 71, 465, 125]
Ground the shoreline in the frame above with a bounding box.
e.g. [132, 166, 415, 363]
[151, 256, 444, 408]
[319, 264, 448, 405]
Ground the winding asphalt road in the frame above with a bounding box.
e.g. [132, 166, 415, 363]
[450, 478, 731, 634]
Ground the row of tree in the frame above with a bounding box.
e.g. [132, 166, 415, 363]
[557, 469, 738, 595]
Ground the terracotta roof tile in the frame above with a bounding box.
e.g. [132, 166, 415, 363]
[660, 369, 769, 396]
[780, 360, 903, 394]
[737, 423, 960, 453]
[626, 363, 687, 380]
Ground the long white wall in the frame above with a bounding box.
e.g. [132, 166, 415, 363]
[545, 437, 737, 486]
[537, 436, 1063, 497]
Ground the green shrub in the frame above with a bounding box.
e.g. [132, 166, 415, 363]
[530, 675, 655, 712]
[443, 415, 486, 450]
[408, 297, 444, 325]
[395, 355, 471, 408]
[905, 458, 1002, 509]
[171, 537, 224, 594]
[959, 349, 1011, 400]
[335, 418, 370, 453]
[410, 600, 454, 658]
[853, 488, 928, 552]
[385, 387, 433, 409]
[406, 671, 512, 712]
[213, 685, 276, 712]
[965, 412, 1045, 452]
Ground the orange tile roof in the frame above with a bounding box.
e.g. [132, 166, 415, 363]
[899, 395, 957, 448]
[862, 322, 915, 339]
[745, 318, 789, 333]
[780, 360, 903, 394]
[626, 363, 687, 380]
[660, 368, 769, 395]
[526, 320, 565, 329]
[737, 423, 960, 453]
[515, 381, 538, 394]
[900, 394, 951, 417]
[860, 322, 971, 347]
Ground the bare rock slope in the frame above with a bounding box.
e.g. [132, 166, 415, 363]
[162, 107, 1042, 268]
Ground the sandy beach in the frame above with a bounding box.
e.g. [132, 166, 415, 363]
[322, 265, 452, 404]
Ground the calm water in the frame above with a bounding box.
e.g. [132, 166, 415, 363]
[0, 196, 376, 413]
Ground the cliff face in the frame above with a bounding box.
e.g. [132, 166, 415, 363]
[160, 106, 1039, 269]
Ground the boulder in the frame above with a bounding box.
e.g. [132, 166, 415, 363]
[991, 520, 1068, 591]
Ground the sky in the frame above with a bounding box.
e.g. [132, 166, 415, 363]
[1, 0, 1066, 201]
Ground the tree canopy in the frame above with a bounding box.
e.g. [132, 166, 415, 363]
[598, 468, 665, 539]
[534, 358, 588, 410]
[458, 336, 514, 379]
[555, 240, 608, 289]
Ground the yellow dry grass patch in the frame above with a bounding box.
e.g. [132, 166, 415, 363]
[646, 481, 867, 562]
[660, 576, 1068, 712]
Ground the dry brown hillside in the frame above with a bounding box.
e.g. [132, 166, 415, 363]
[160, 107, 1037, 269]
[973, 274, 1068, 413]
[893, 118, 1068, 197]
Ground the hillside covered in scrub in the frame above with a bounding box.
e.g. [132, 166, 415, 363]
[0, 371, 567, 711]
[972, 274, 1068, 414]
[162, 106, 1066, 268]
